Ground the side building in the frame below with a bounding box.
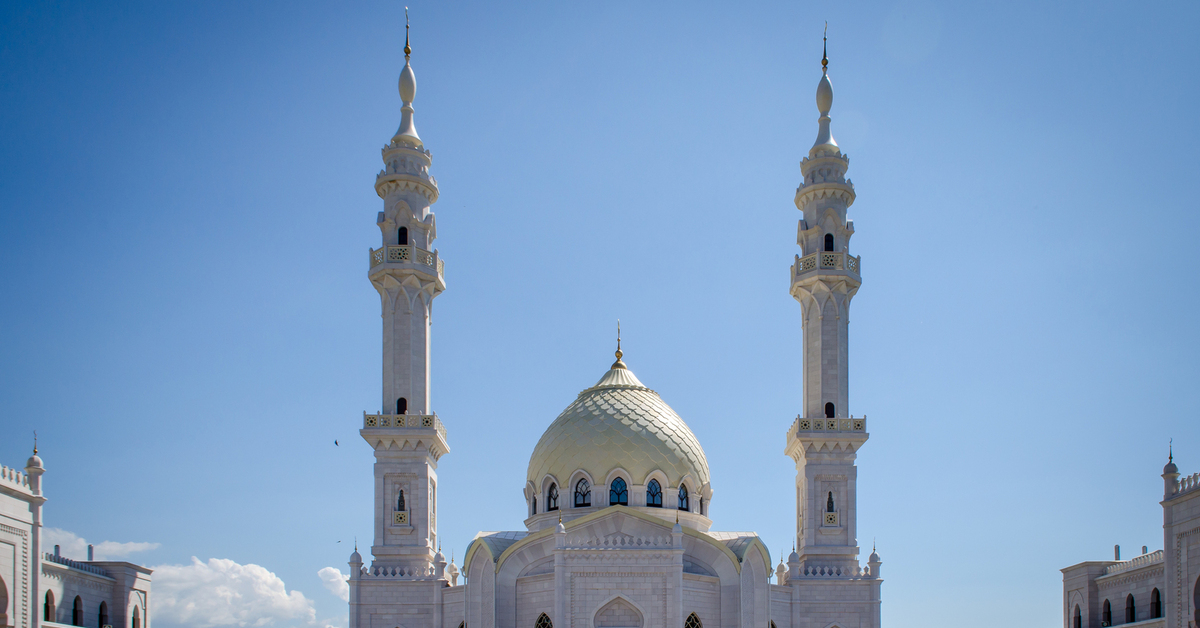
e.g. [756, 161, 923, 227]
[0, 449, 151, 628]
[1061, 453, 1200, 628]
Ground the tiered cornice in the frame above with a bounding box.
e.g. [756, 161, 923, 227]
[375, 139, 439, 203]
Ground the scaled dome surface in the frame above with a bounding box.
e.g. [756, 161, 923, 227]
[527, 358, 711, 491]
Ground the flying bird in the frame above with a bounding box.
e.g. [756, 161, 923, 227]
[335, 440, 339, 446]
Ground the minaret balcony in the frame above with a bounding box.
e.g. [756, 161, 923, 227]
[369, 244, 445, 278]
[793, 251, 861, 280]
[790, 415, 867, 434]
[363, 411, 446, 439]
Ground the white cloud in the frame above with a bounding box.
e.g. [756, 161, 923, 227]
[42, 528, 160, 561]
[317, 567, 349, 603]
[152, 557, 316, 628]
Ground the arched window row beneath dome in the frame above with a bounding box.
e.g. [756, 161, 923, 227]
[536, 473, 701, 511]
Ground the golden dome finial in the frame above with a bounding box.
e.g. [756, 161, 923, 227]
[611, 320, 627, 369]
[404, 7, 412, 57]
[821, 22, 828, 73]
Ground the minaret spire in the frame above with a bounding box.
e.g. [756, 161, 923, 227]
[812, 24, 837, 152]
[611, 320, 627, 370]
[822, 22, 828, 74]
[394, 7, 420, 145]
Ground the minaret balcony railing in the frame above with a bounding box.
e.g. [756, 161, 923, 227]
[795, 251, 860, 277]
[789, 415, 867, 434]
[363, 412, 447, 441]
[368, 244, 444, 277]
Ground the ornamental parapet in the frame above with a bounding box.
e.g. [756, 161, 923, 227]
[789, 415, 867, 434]
[368, 244, 445, 278]
[43, 552, 112, 578]
[1101, 550, 1163, 577]
[363, 412, 447, 441]
[792, 251, 861, 280]
[1171, 471, 1200, 498]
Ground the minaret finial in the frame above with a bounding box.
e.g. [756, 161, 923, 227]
[822, 22, 828, 73]
[404, 7, 411, 57]
[611, 320, 626, 369]
[32, 430, 37, 455]
[1170, 438, 1173, 463]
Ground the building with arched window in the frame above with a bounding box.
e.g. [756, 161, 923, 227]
[0, 449, 152, 628]
[1060, 451, 1200, 628]
[345, 30, 881, 628]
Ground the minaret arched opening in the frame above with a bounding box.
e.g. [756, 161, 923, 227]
[1151, 588, 1161, 618]
[824, 402, 835, 418]
[397, 397, 407, 415]
[1072, 605, 1081, 628]
[1102, 599, 1111, 626]
[132, 606, 141, 628]
[73, 596, 82, 626]
[826, 491, 835, 512]
[99, 601, 109, 628]
[44, 590, 54, 622]
[1125, 594, 1135, 623]
[398, 226, 408, 245]
[824, 233, 835, 251]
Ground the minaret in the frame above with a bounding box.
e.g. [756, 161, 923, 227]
[784, 32, 870, 571]
[359, 14, 449, 571]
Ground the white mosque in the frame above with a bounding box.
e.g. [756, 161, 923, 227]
[345, 28, 882, 628]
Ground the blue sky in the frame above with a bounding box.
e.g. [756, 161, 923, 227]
[2, 1, 1199, 627]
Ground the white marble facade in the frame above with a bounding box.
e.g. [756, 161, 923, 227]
[1061, 455, 1200, 628]
[0, 451, 151, 628]
[347, 35, 883, 628]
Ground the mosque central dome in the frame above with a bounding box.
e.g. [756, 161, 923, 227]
[526, 354, 711, 503]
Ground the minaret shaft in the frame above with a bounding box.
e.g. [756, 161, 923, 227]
[784, 52, 869, 570]
[358, 45, 448, 572]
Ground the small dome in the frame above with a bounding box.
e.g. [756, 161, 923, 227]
[527, 361, 710, 495]
[869, 549, 881, 563]
[788, 549, 800, 563]
[26, 454, 43, 470]
[1164, 460, 1179, 475]
[349, 549, 362, 563]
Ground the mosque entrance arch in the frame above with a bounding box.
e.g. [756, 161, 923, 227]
[593, 595, 644, 628]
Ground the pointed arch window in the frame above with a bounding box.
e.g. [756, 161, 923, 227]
[684, 612, 702, 628]
[44, 590, 55, 622]
[826, 492, 835, 512]
[531, 497, 537, 516]
[399, 226, 409, 245]
[1073, 605, 1081, 628]
[1125, 594, 1136, 623]
[73, 596, 83, 626]
[825, 402, 835, 418]
[100, 601, 110, 628]
[1151, 588, 1162, 619]
[397, 397, 407, 415]
[574, 479, 591, 507]
[609, 478, 628, 506]
[1102, 599, 1111, 626]
[646, 479, 662, 507]
[824, 233, 835, 251]
[132, 605, 141, 628]
[547, 484, 559, 511]
[397, 489, 405, 512]
[535, 613, 553, 628]
[678, 485, 689, 511]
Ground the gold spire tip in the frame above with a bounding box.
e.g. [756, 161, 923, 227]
[32, 430, 37, 455]
[404, 7, 412, 57]
[821, 22, 828, 72]
[611, 320, 626, 369]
